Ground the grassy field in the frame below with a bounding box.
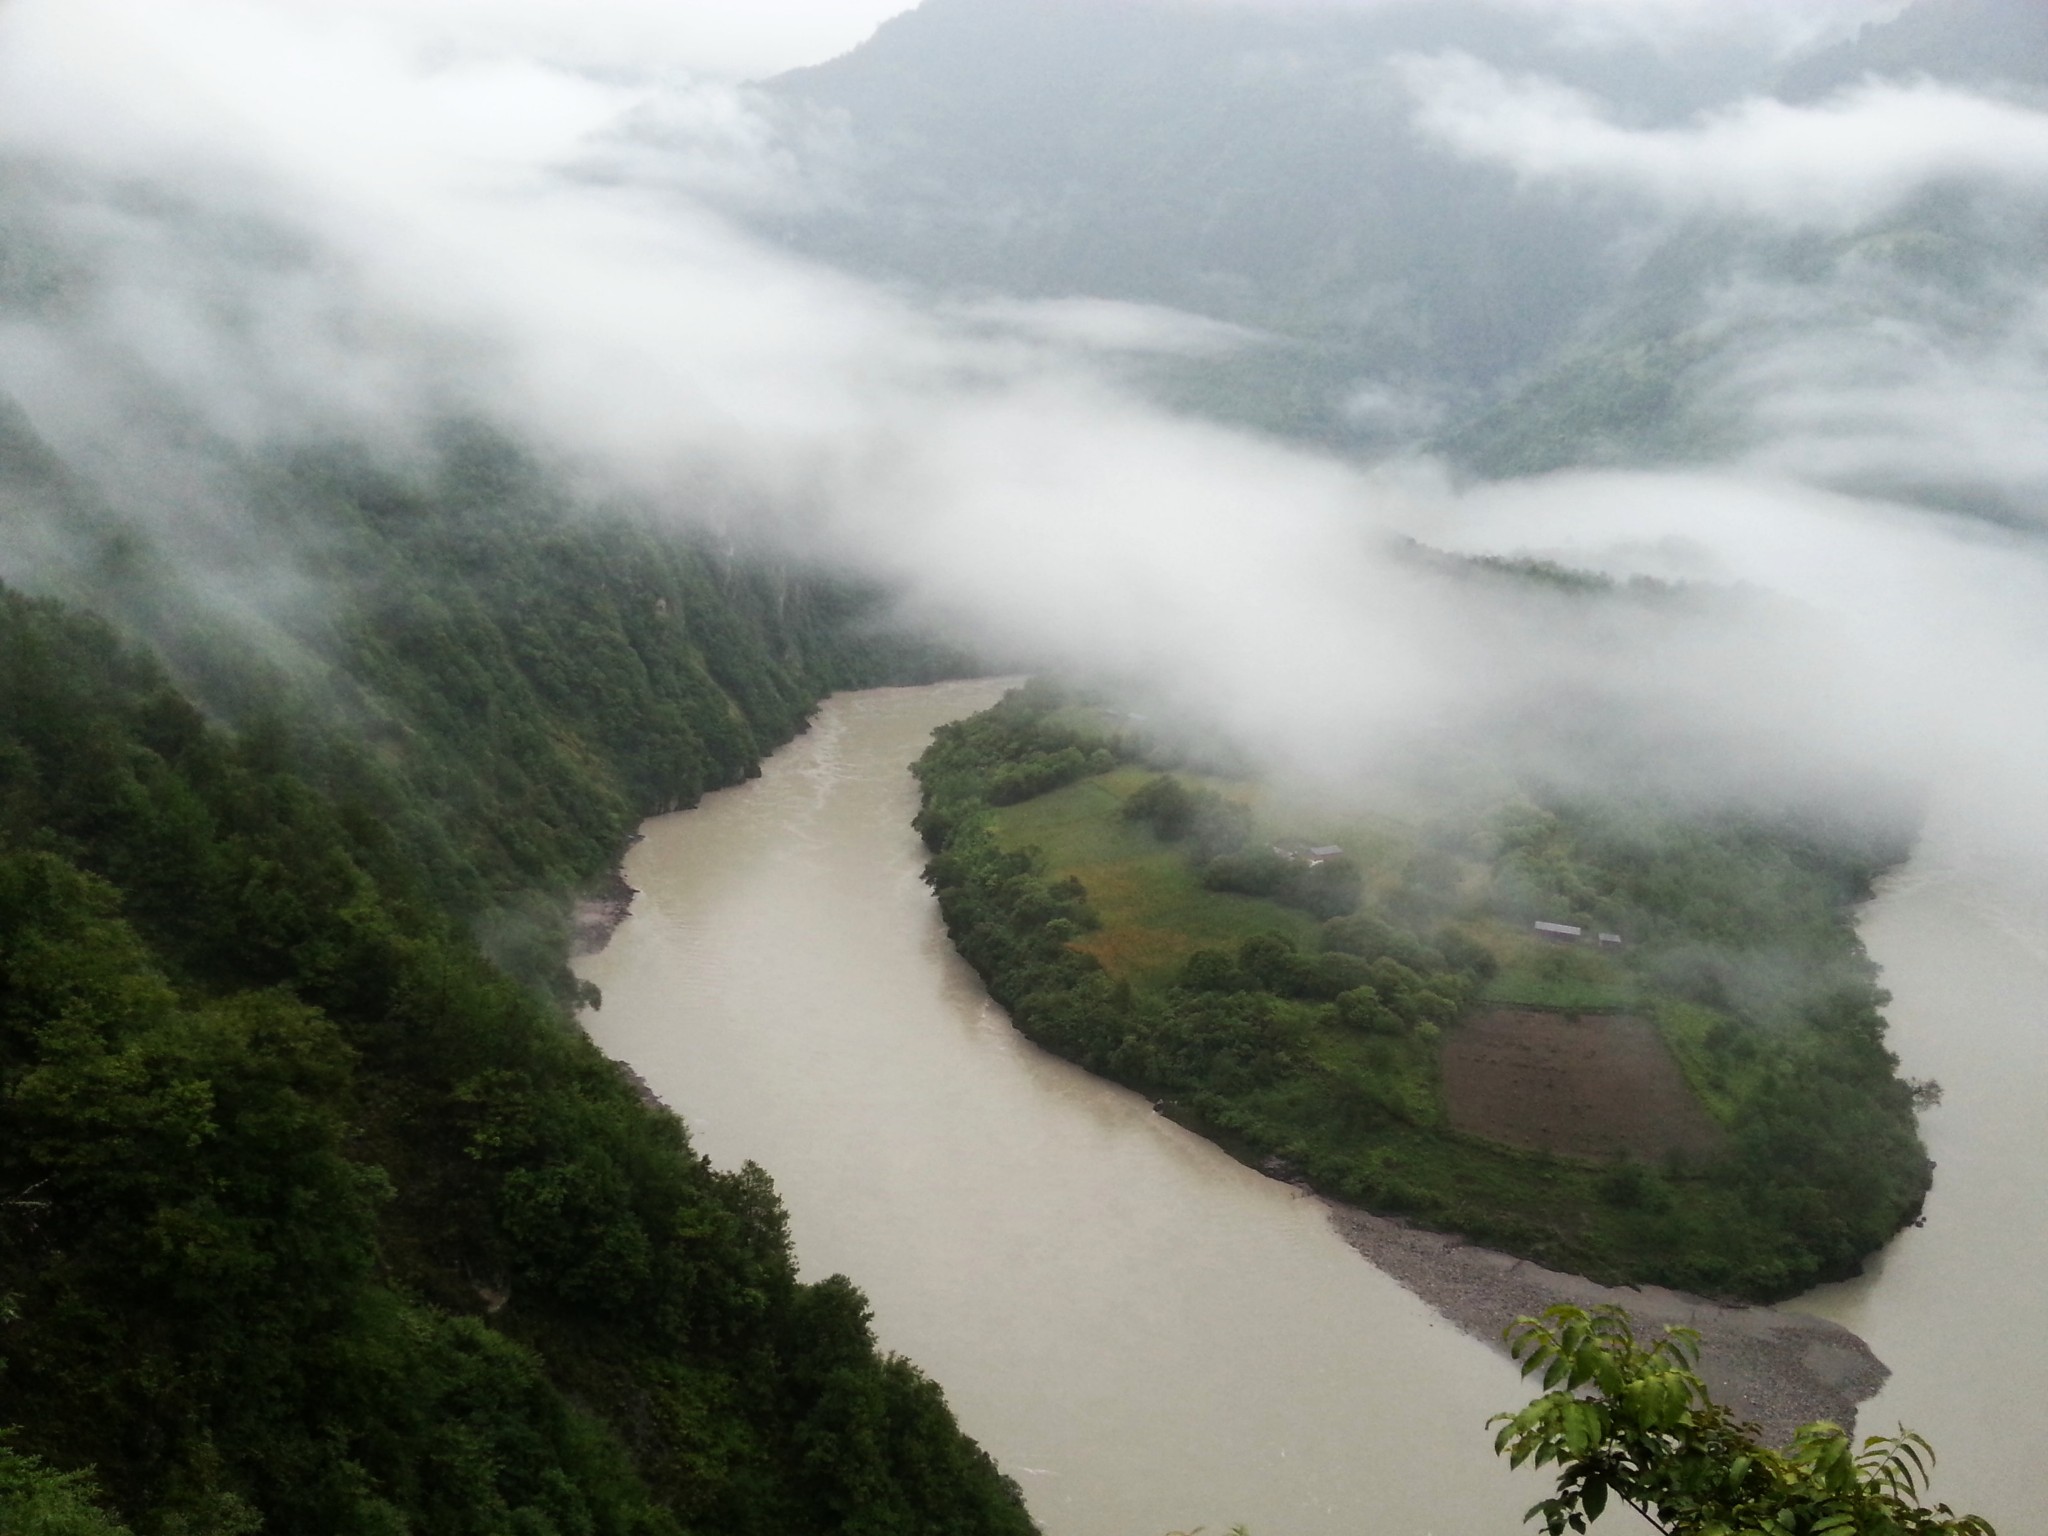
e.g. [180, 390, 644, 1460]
[990, 768, 1318, 986]
[1303, 1025, 1444, 1127]
[1481, 961, 1638, 1011]
[1656, 999, 1770, 1127]
[1467, 921, 1638, 1011]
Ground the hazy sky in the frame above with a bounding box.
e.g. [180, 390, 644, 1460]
[229, 0, 1900, 79]
[245, 0, 920, 79]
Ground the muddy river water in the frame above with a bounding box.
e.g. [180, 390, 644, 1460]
[577, 682, 2046, 1534]
[1788, 863, 2048, 1532]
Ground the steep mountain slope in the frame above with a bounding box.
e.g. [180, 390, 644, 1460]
[1442, 0, 2048, 500]
[756, 0, 2045, 500]
[0, 409, 1027, 1535]
[1780, 0, 2048, 100]
[761, 0, 1777, 440]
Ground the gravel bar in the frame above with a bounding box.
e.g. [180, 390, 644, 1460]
[1321, 1198, 1889, 1448]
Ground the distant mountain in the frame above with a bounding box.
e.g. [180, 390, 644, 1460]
[1780, 0, 2048, 100]
[753, 0, 2046, 502]
[1438, 183, 2046, 505]
[759, 0, 1798, 443]
[1443, 0, 2048, 503]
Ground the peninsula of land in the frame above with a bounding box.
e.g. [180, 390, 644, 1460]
[915, 682, 1933, 1308]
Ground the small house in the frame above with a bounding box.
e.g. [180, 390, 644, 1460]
[1306, 845, 1344, 865]
[1532, 921, 1583, 943]
[1597, 932, 1624, 950]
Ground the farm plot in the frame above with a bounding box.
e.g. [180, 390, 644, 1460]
[1441, 1009, 1725, 1164]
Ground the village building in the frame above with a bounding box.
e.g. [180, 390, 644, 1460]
[1272, 840, 1345, 865]
[1532, 920, 1583, 943]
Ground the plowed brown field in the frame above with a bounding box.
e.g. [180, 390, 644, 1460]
[1441, 1009, 1725, 1164]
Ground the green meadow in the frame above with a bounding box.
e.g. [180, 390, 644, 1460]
[990, 768, 1318, 985]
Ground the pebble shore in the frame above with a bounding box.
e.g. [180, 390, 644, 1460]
[1320, 1198, 1889, 1448]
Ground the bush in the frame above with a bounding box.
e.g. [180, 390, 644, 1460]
[1201, 850, 1290, 897]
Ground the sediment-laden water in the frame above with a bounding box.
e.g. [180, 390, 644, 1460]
[1789, 866, 2048, 1531]
[578, 681, 2037, 1533]
[576, 682, 1538, 1536]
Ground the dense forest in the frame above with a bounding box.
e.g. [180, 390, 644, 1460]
[0, 425, 1032, 1536]
[914, 683, 1932, 1302]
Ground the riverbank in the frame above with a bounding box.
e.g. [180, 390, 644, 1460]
[577, 681, 1547, 1536]
[572, 855, 639, 956]
[919, 686, 1930, 1302]
[1319, 1198, 1888, 1447]
[576, 810, 1887, 1447]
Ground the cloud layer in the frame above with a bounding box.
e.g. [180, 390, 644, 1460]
[1403, 54, 2048, 227]
[0, 0, 2043, 911]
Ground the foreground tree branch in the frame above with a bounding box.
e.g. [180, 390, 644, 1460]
[1494, 1306, 1994, 1535]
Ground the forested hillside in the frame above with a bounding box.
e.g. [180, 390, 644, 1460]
[0, 421, 1029, 1535]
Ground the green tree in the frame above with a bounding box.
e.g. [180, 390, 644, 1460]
[0, 1446, 135, 1536]
[0, 555, 1034, 1534]
[1494, 1306, 1994, 1535]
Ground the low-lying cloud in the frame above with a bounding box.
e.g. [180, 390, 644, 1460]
[1399, 32, 2048, 525]
[1, 0, 2044, 914]
[1402, 54, 2048, 228]
[1719, 278, 2048, 513]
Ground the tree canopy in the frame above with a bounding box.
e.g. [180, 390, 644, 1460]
[0, 442, 1031, 1536]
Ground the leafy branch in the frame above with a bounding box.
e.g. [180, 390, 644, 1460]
[1494, 1305, 1994, 1535]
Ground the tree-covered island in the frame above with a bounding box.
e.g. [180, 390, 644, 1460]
[914, 680, 1933, 1303]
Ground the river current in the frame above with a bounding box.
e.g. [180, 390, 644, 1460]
[577, 682, 2044, 1534]
[1788, 863, 2048, 1531]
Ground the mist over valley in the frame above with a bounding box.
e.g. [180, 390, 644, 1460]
[1, 2, 2044, 1532]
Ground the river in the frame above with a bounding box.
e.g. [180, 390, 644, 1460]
[1788, 862, 2048, 1532]
[577, 681, 2040, 1534]
[578, 681, 1539, 1535]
